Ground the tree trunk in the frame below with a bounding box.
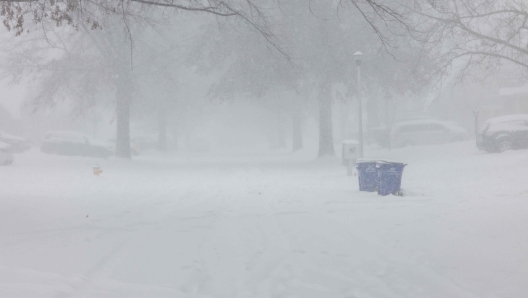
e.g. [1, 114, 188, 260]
[158, 108, 167, 152]
[115, 84, 131, 158]
[318, 83, 335, 157]
[292, 108, 303, 152]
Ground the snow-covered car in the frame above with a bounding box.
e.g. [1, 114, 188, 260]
[0, 141, 14, 165]
[0, 130, 32, 153]
[40, 131, 113, 158]
[477, 114, 528, 153]
[391, 119, 469, 148]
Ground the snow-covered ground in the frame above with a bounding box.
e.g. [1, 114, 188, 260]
[1, 141, 527, 298]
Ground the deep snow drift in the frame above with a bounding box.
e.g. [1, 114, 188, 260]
[0, 141, 527, 298]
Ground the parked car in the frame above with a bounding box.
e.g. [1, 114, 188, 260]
[477, 114, 528, 153]
[0, 141, 14, 165]
[40, 131, 113, 158]
[390, 119, 469, 148]
[0, 130, 32, 153]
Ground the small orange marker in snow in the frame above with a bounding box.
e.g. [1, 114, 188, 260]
[93, 164, 103, 176]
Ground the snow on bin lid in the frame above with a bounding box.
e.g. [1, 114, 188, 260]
[376, 160, 407, 166]
[355, 158, 377, 164]
[342, 140, 359, 145]
[356, 159, 407, 165]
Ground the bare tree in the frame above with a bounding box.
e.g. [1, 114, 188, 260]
[0, 0, 288, 58]
[402, 0, 528, 81]
[186, 0, 433, 157]
[0, 0, 288, 158]
[0, 0, 438, 159]
[0, 21, 152, 158]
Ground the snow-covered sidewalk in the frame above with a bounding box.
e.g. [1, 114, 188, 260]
[0, 141, 527, 298]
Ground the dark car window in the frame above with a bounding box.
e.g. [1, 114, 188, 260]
[416, 124, 432, 131]
[46, 134, 60, 141]
[481, 123, 490, 133]
[69, 134, 85, 143]
[398, 126, 414, 133]
[398, 126, 411, 133]
[508, 120, 525, 126]
[429, 123, 445, 131]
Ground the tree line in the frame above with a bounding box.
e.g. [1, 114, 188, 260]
[0, 0, 524, 157]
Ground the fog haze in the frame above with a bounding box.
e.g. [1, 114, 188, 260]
[1, 1, 528, 297]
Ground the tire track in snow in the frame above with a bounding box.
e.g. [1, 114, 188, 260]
[50, 165, 485, 298]
[274, 212, 484, 298]
[183, 170, 294, 298]
[54, 187, 210, 298]
[59, 169, 247, 297]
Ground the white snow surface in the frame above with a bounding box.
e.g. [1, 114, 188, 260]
[1, 141, 528, 298]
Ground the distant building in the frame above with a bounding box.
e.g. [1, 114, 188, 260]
[478, 84, 528, 123]
[498, 84, 528, 114]
[477, 64, 528, 123]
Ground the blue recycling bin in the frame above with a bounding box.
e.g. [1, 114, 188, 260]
[355, 160, 379, 192]
[376, 161, 406, 196]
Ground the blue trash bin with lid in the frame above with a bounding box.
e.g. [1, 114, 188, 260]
[376, 161, 406, 196]
[355, 159, 378, 192]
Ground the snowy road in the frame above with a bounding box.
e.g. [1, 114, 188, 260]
[1, 141, 528, 297]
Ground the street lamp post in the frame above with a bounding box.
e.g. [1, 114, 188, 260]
[354, 51, 364, 158]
